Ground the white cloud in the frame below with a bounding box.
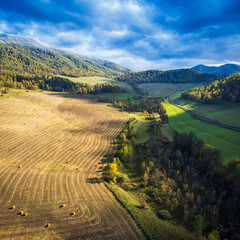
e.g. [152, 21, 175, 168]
[0, 21, 13, 33]
[2, 1, 240, 71]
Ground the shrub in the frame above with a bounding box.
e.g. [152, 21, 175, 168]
[156, 210, 172, 220]
[85, 206, 91, 218]
[117, 173, 128, 184]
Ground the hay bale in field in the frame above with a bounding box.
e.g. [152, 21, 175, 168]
[18, 211, 24, 215]
[22, 213, 28, 217]
[9, 206, 15, 210]
[59, 204, 66, 208]
[17, 166, 21, 168]
[45, 223, 51, 228]
[70, 212, 75, 216]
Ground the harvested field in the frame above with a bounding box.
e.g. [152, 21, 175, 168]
[0, 92, 143, 239]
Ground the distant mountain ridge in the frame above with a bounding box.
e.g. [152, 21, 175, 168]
[191, 63, 240, 76]
[0, 33, 130, 77]
[115, 69, 222, 84]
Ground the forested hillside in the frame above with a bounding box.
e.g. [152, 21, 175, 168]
[115, 69, 221, 84]
[181, 74, 240, 104]
[0, 43, 124, 78]
[70, 53, 130, 73]
[192, 63, 240, 76]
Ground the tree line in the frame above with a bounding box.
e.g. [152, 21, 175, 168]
[115, 69, 221, 84]
[99, 97, 166, 114]
[181, 73, 240, 104]
[0, 74, 125, 94]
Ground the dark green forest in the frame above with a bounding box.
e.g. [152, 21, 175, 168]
[181, 74, 240, 104]
[115, 69, 222, 84]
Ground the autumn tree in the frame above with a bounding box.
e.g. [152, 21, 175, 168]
[105, 163, 120, 182]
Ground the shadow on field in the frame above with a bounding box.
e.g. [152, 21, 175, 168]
[46, 92, 98, 103]
[86, 177, 103, 184]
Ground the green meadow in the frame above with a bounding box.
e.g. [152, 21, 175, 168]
[0, 88, 40, 100]
[59, 75, 133, 91]
[173, 98, 240, 128]
[59, 75, 135, 99]
[166, 102, 240, 163]
[126, 112, 153, 143]
[138, 82, 203, 98]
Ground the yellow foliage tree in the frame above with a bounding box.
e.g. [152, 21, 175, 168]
[107, 163, 120, 182]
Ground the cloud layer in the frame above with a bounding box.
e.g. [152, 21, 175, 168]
[0, 0, 240, 70]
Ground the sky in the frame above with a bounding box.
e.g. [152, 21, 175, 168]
[0, 0, 240, 71]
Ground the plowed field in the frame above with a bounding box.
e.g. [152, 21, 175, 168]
[0, 92, 142, 239]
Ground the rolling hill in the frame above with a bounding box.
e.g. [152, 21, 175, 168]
[181, 73, 240, 104]
[191, 63, 240, 76]
[115, 69, 222, 84]
[0, 33, 130, 78]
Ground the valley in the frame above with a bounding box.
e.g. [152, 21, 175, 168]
[136, 80, 240, 162]
[0, 32, 239, 240]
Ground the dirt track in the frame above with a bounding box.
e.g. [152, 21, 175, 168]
[0, 92, 142, 239]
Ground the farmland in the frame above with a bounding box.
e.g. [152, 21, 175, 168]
[0, 92, 143, 239]
[166, 101, 240, 162]
[173, 98, 240, 128]
[138, 82, 203, 98]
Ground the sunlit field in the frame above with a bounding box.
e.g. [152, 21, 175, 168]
[166, 101, 240, 163]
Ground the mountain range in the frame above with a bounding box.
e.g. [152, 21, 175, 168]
[1, 33, 239, 83]
[0, 33, 130, 77]
[191, 63, 240, 76]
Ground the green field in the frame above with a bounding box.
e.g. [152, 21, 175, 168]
[126, 112, 151, 143]
[173, 98, 240, 128]
[166, 102, 240, 163]
[59, 75, 133, 91]
[138, 82, 203, 98]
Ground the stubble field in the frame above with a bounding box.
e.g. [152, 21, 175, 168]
[0, 92, 143, 239]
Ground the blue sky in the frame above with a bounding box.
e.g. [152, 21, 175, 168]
[0, 0, 240, 70]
